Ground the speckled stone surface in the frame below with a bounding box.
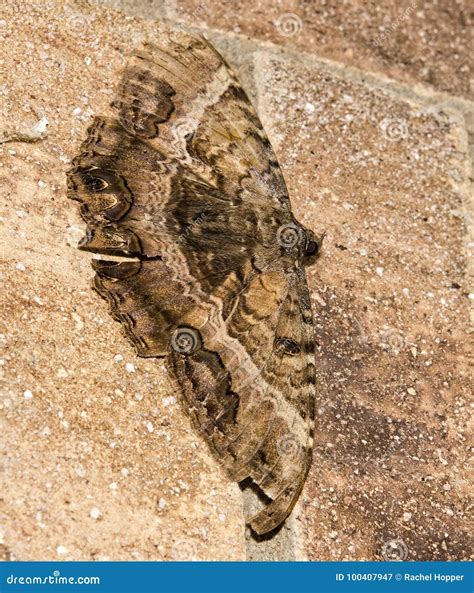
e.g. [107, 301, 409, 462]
[253, 51, 472, 561]
[164, 0, 472, 99]
[0, 0, 245, 561]
[1, 0, 472, 562]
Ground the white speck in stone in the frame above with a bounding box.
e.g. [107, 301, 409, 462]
[23, 389, 33, 399]
[359, 249, 367, 256]
[109, 482, 118, 491]
[40, 426, 51, 437]
[163, 396, 177, 407]
[57, 368, 68, 378]
[403, 512, 412, 522]
[158, 498, 167, 509]
[407, 387, 416, 396]
[114, 354, 123, 362]
[75, 465, 86, 477]
[376, 266, 384, 277]
[126, 362, 135, 373]
[468, 293, 474, 300]
[403, 287, 410, 295]
[72, 312, 84, 331]
[304, 102, 315, 114]
[15, 209, 27, 218]
[16, 262, 26, 271]
[145, 421, 154, 433]
[72, 107, 82, 115]
[443, 483, 451, 491]
[218, 513, 226, 522]
[121, 468, 129, 477]
[56, 545, 68, 555]
[84, 56, 92, 65]
[90, 507, 102, 520]
[445, 507, 454, 516]
[38, 180, 46, 188]
[35, 115, 48, 135]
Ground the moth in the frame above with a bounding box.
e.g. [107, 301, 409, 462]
[67, 30, 322, 535]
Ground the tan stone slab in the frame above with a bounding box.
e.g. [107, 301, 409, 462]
[253, 51, 472, 560]
[0, 0, 245, 561]
[164, 0, 472, 99]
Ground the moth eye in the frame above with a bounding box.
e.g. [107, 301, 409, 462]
[305, 240, 319, 257]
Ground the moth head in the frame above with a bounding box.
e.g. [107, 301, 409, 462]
[303, 229, 325, 266]
[276, 224, 324, 266]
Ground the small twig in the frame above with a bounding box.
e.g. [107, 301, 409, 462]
[0, 108, 48, 144]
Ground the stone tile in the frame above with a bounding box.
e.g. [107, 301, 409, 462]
[254, 51, 472, 560]
[165, 0, 472, 99]
[0, 0, 245, 561]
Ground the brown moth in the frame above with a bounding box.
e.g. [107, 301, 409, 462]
[67, 30, 322, 535]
